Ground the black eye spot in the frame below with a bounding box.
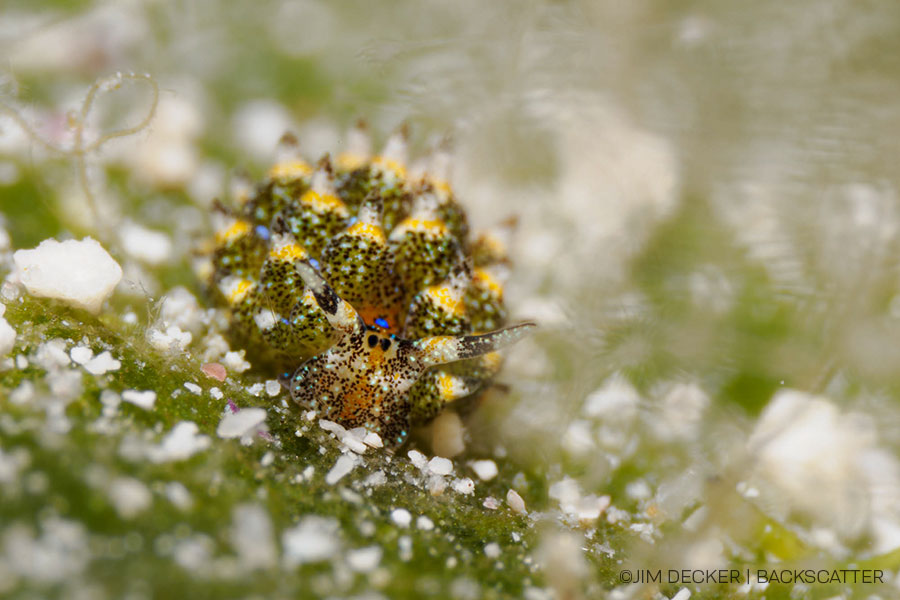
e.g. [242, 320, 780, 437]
[367, 334, 378, 348]
[380, 338, 391, 351]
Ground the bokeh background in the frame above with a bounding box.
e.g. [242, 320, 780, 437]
[3, 1, 900, 599]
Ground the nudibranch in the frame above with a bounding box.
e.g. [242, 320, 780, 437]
[207, 124, 534, 447]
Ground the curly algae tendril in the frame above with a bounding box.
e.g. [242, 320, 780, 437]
[0, 72, 159, 239]
[208, 124, 536, 448]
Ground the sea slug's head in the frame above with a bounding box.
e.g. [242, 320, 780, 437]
[289, 262, 534, 447]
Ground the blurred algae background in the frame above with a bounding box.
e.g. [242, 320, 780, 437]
[2, 1, 900, 599]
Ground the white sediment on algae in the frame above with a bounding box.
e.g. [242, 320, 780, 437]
[325, 454, 357, 484]
[13, 237, 122, 313]
[747, 389, 900, 553]
[230, 503, 277, 570]
[470, 459, 498, 481]
[282, 516, 341, 566]
[346, 545, 382, 573]
[121, 389, 156, 410]
[108, 477, 152, 519]
[83, 351, 121, 375]
[0, 304, 15, 356]
[216, 408, 267, 439]
[119, 221, 173, 265]
[151, 421, 211, 462]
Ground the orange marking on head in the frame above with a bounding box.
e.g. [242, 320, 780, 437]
[339, 380, 376, 422]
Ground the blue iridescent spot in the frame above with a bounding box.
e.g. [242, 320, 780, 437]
[255, 225, 270, 240]
[374, 317, 390, 330]
[308, 258, 321, 270]
[280, 317, 290, 326]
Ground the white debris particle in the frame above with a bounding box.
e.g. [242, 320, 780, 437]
[536, 531, 588, 600]
[427, 474, 447, 496]
[222, 349, 250, 373]
[147, 325, 192, 353]
[69, 345, 93, 364]
[119, 221, 173, 265]
[470, 459, 498, 481]
[428, 456, 453, 476]
[233, 99, 296, 161]
[358, 521, 376, 536]
[230, 503, 277, 570]
[164, 481, 193, 510]
[416, 516, 434, 531]
[583, 374, 640, 421]
[0, 315, 15, 357]
[282, 516, 341, 566]
[319, 420, 370, 453]
[184, 382, 202, 394]
[14, 237, 122, 313]
[260, 451, 275, 467]
[247, 382, 264, 396]
[407, 449, 428, 469]
[346, 545, 383, 573]
[391, 508, 412, 528]
[10, 380, 34, 404]
[209, 387, 224, 400]
[217, 408, 268, 439]
[562, 420, 595, 455]
[398, 535, 413, 561]
[264, 379, 281, 397]
[507, 489, 527, 515]
[99, 390, 121, 415]
[319, 419, 345, 435]
[150, 421, 211, 462]
[83, 351, 121, 375]
[483, 496, 500, 510]
[254, 309, 277, 331]
[15, 354, 28, 369]
[3, 518, 90, 583]
[0, 447, 28, 484]
[363, 471, 387, 487]
[33, 338, 70, 370]
[430, 409, 465, 457]
[452, 477, 475, 496]
[108, 477, 152, 519]
[122, 389, 156, 410]
[484, 542, 501, 558]
[157, 286, 203, 332]
[626, 480, 651, 500]
[173, 535, 213, 570]
[363, 431, 383, 448]
[671, 589, 691, 600]
[325, 454, 357, 484]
